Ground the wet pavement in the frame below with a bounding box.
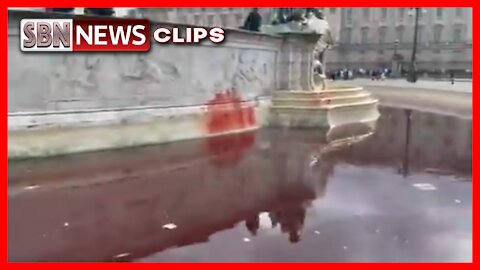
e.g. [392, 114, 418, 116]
[8, 106, 472, 262]
[348, 78, 472, 93]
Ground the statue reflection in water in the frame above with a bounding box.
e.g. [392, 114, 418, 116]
[245, 214, 260, 236]
[243, 134, 337, 243]
[277, 203, 307, 243]
[244, 205, 307, 244]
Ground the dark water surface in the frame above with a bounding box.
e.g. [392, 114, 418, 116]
[8, 106, 472, 262]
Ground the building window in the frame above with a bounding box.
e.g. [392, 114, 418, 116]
[330, 8, 336, 14]
[456, 8, 463, 17]
[220, 14, 229, 27]
[207, 15, 214, 26]
[235, 13, 243, 26]
[179, 15, 187, 24]
[346, 8, 353, 24]
[381, 8, 387, 20]
[417, 25, 425, 43]
[379, 27, 387, 44]
[433, 25, 442, 42]
[361, 28, 369, 44]
[363, 8, 370, 20]
[396, 26, 404, 43]
[398, 8, 405, 20]
[194, 15, 201, 25]
[419, 10, 424, 20]
[453, 28, 462, 42]
[344, 28, 352, 44]
[436, 8, 443, 19]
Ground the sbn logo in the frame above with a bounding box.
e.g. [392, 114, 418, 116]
[20, 18, 150, 52]
[21, 19, 73, 51]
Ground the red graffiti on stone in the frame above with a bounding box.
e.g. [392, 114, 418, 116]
[311, 96, 331, 106]
[205, 89, 257, 167]
[206, 89, 256, 134]
[443, 136, 453, 147]
[312, 99, 322, 106]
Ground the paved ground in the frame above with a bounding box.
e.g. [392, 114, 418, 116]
[330, 80, 472, 117]
[347, 78, 472, 93]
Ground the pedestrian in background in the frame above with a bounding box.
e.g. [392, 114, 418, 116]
[331, 71, 336, 81]
[242, 8, 262, 32]
[450, 71, 455, 85]
[84, 8, 115, 16]
[46, 8, 75, 14]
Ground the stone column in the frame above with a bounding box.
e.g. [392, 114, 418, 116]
[302, 34, 321, 90]
[276, 31, 320, 91]
[275, 36, 296, 90]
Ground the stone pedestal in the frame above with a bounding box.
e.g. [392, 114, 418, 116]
[264, 23, 320, 91]
[268, 86, 380, 129]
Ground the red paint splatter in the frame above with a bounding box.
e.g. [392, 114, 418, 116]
[206, 132, 256, 168]
[204, 89, 257, 167]
[312, 99, 323, 106]
[206, 89, 256, 134]
[310, 93, 331, 106]
[443, 136, 453, 146]
[425, 116, 436, 127]
[413, 147, 424, 162]
[311, 98, 331, 106]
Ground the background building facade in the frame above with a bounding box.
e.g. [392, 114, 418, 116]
[327, 8, 472, 75]
[135, 8, 472, 75]
[320, 8, 343, 43]
[139, 8, 250, 28]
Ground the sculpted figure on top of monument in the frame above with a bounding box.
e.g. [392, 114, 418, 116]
[267, 8, 334, 90]
[304, 9, 334, 90]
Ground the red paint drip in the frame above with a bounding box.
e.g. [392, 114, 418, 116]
[443, 136, 453, 146]
[312, 98, 322, 106]
[206, 132, 256, 168]
[206, 89, 256, 134]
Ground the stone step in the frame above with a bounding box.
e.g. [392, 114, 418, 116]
[270, 99, 379, 112]
[268, 99, 379, 128]
[327, 101, 380, 127]
[271, 93, 373, 107]
[274, 87, 367, 99]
